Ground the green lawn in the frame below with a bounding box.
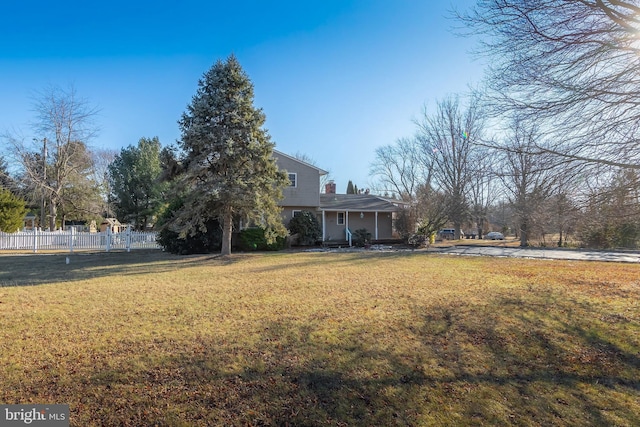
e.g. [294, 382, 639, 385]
[0, 250, 638, 426]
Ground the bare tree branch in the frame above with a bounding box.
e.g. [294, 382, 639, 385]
[459, 0, 640, 169]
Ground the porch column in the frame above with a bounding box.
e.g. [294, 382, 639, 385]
[345, 210, 349, 235]
[375, 211, 379, 240]
[322, 210, 326, 242]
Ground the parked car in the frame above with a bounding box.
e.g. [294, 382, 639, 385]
[485, 231, 505, 240]
[438, 229, 464, 240]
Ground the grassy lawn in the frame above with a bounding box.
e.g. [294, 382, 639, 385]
[0, 250, 638, 426]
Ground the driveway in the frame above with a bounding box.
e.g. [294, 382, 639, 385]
[432, 245, 640, 263]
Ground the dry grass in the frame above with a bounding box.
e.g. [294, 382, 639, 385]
[0, 250, 638, 426]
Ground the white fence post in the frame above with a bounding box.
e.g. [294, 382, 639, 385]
[106, 228, 111, 252]
[126, 225, 132, 253]
[33, 228, 38, 253]
[69, 228, 74, 253]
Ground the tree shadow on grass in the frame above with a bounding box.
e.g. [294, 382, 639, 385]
[411, 291, 639, 426]
[0, 250, 418, 287]
[3, 258, 638, 425]
[46, 320, 435, 426]
[0, 250, 239, 287]
[8, 297, 638, 426]
[244, 250, 421, 274]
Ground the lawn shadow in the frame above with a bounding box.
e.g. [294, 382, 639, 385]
[55, 318, 434, 426]
[0, 250, 239, 287]
[7, 299, 639, 426]
[411, 291, 640, 425]
[245, 250, 419, 274]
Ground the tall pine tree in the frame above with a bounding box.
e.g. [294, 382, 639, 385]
[176, 55, 288, 255]
[346, 180, 355, 194]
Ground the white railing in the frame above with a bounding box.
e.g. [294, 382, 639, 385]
[0, 227, 160, 253]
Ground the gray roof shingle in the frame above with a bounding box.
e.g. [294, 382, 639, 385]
[319, 194, 405, 212]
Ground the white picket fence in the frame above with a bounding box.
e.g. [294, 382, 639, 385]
[0, 227, 160, 253]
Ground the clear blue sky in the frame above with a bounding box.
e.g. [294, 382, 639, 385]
[0, 0, 483, 193]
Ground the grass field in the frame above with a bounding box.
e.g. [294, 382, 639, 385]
[0, 250, 638, 426]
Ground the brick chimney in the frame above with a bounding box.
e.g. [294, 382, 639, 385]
[325, 180, 336, 194]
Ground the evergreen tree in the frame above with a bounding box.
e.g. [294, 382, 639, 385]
[346, 180, 355, 194]
[0, 156, 15, 190]
[175, 55, 288, 255]
[0, 189, 26, 232]
[109, 137, 164, 230]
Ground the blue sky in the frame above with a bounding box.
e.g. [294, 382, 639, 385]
[0, 0, 483, 193]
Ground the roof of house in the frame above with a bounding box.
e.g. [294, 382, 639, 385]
[273, 150, 329, 176]
[319, 194, 406, 212]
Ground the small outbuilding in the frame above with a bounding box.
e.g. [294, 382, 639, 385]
[23, 212, 37, 230]
[100, 218, 123, 233]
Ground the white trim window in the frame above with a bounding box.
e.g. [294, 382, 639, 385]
[337, 212, 345, 225]
[292, 210, 302, 218]
[288, 172, 297, 187]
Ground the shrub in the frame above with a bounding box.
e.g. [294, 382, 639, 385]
[287, 210, 321, 246]
[237, 227, 285, 251]
[352, 228, 371, 247]
[615, 222, 640, 248]
[156, 198, 222, 254]
[393, 208, 415, 242]
[579, 221, 640, 249]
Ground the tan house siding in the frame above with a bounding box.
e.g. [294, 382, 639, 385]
[274, 152, 324, 209]
[280, 206, 323, 227]
[323, 211, 346, 242]
[378, 212, 394, 238]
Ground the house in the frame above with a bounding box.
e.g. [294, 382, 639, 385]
[273, 150, 405, 244]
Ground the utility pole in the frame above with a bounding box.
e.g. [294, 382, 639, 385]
[41, 137, 47, 230]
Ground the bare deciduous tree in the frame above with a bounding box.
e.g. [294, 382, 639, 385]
[496, 119, 569, 247]
[468, 151, 499, 238]
[369, 136, 432, 201]
[92, 148, 118, 217]
[2, 85, 100, 229]
[459, 0, 640, 169]
[417, 96, 485, 239]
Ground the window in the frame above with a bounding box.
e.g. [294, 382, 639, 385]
[337, 212, 345, 225]
[288, 172, 297, 187]
[292, 210, 302, 218]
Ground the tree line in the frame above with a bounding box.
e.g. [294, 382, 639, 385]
[370, 0, 640, 248]
[0, 56, 287, 256]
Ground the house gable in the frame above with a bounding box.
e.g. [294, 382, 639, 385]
[274, 150, 326, 209]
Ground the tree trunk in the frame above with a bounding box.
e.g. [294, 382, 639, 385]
[221, 207, 233, 256]
[49, 200, 57, 231]
[454, 222, 462, 240]
[519, 221, 528, 247]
